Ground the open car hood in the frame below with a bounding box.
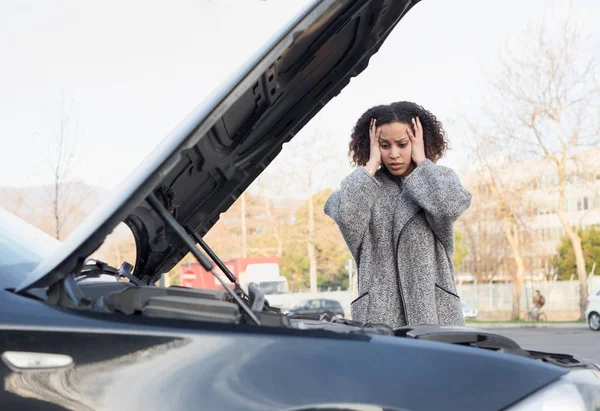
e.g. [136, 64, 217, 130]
[16, 0, 419, 291]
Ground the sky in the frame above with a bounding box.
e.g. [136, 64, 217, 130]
[1, 0, 599, 193]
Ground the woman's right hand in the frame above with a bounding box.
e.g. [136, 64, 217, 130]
[365, 118, 381, 176]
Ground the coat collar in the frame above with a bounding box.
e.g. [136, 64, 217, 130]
[375, 167, 403, 188]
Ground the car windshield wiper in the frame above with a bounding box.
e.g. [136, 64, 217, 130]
[147, 193, 261, 325]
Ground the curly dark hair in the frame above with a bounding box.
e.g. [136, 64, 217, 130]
[349, 101, 448, 167]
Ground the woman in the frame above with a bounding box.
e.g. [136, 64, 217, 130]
[324, 101, 471, 328]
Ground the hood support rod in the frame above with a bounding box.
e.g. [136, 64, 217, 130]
[185, 225, 237, 283]
[185, 225, 251, 301]
[147, 193, 261, 325]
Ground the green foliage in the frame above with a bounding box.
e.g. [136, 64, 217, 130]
[280, 240, 310, 291]
[249, 189, 351, 292]
[249, 191, 468, 291]
[553, 227, 600, 280]
[453, 230, 468, 271]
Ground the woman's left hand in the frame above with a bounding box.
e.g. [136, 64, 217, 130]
[408, 117, 426, 165]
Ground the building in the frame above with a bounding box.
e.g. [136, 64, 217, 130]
[456, 149, 600, 283]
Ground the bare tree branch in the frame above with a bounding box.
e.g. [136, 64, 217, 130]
[472, 7, 600, 318]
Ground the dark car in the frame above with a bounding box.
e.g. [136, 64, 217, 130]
[2, 1, 600, 410]
[288, 298, 345, 319]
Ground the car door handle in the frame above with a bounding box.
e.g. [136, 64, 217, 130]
[2, 351, 74, 372]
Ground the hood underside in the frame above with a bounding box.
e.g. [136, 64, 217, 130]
[17, 0, 419, 291]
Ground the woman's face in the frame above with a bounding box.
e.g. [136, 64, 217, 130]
[378, 121, 415, 177]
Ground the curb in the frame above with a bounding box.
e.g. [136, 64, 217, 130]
[466, 322, 587, 329]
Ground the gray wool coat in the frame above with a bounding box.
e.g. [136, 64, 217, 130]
[324, 159, 472, 329]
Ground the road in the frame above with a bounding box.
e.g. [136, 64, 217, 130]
[488, 327, 600, 364]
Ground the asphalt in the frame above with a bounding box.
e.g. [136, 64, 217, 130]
[484, 326, 600, 364]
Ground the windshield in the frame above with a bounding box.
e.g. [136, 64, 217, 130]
[257, 280, 289, 295]
[0, 208, 60, 283]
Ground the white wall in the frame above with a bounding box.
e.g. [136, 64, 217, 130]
[457, 276, 600, 312]
[267, 277, 600, 319]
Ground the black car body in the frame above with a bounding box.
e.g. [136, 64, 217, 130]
[288, 298, 345, 318]
[2, 1, 600, 410]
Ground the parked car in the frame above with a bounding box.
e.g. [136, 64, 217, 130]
[461, 300, 479, 320]
[585, 288, 600, 331]
[288, 298, 345, 318]
[2, 1, 600, 410]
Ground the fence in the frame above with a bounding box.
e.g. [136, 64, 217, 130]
[267, 276, 600, 321]
[456, 276, 600, 312]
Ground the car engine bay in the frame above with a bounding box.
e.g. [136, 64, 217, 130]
[18, 190, 595, 375]
[60, 260, 396, 335]
[31, 250, 598, 376]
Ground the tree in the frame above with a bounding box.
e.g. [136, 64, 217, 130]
[202, 191, 265, 261]
[0, 187, 28, 219]
[553, 226, 600, 281]
[267, 125, 343, 293]
[452, 230, 468, 272]
[240, 193, 248, 258]
[278, 189, 351, 292]
[478, 11, 600, 318]
[246, 173, 293, 257]
[35, 91, 89, 240]
[456, 181, 512, 283]
[468, 136, 531, 319]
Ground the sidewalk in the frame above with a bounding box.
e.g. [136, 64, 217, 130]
[466, 322, 587, 329]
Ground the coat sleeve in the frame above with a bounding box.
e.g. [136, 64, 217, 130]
[402, 159, 472, 248]
[324, 167, 380, 257]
